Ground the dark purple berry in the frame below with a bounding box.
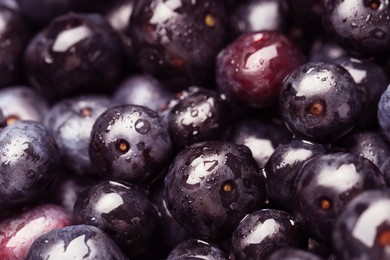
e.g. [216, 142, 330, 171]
[280, 62, 362, 144]
[164, 141, 267, 240]
[89, 104, 173, 185]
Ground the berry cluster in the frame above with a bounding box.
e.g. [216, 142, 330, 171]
[0, 0, 390, 259]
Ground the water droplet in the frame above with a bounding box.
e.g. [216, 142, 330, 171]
[190, 109, 198, 117]
[135, 119, 151, 134]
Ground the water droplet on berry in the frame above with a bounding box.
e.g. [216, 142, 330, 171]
[135, 119, 151, 134]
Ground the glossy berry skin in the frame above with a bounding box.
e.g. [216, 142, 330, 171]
[377, 84, 390, 142]
[267, 248, 324, 260]
[113, 74, 175, 113]
[216, 31, 305, 108]
[333, 55, 388, 128]
[44, 95, 112, 175]
[230, 0, 286, 35]
[73, 180, 160, 258]
[280, 62, 361, 144]
[0, 121, 60, 209]
[264, 139, 327, 212]
[104, 0, 136, 63]
[231, 209, 307, 260]
[292, 152, 386, 246]
[0, 86, 49, 125]
[166, 238, 228, 260]
[164, 141, 267, 240]
[229, 117, 292, 168]
[24, 13, 124, 102]
[0, 5, 31, 88]
[0, 204, 72, 260]
[323, 0, 390, 57]
[89, 104, 173, 185]
[333, 189, 390, 260]
[167, 87, 231, 150]
[129, 0, 229, 88]
[337, 129, 390, 169]
[24, 224, 128, 260]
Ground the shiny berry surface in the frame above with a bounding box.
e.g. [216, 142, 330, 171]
[293, 152, 386, 245]
[164, 141, 267, 240]
[231, 209, 307, 260]
[280, 62, 362, 143]
[333, 189, 390, 260]
[24, 12, 124, 101]
[0, 121, 60, 209]
[73, 180, 160, 257]
[216, 30, 305, 108]
[0, 203, 72, 260]
[24, 224, 128, 260]
[324, 0, 390, 57]
[230, 0, 286, 35]
[89, 104, 173, 185]
[166, 238, 228, 260]
[167, 86, 231, 150]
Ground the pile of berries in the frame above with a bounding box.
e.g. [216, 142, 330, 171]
[0, 0, 390, 259]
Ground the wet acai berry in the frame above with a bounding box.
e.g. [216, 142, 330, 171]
[231, 208, 307, 260]
[24, 224, 128, 260]
[280, 61, 362, 143]
[0, 121, 60, 210]
[292, 152, 386, 245]
[333, 189, 390, 260]
[89, 104, 173, 186]
[216, 30, 305, 108]
[73, 180, 160, 258]
[24, 12, 124, 102]
[164, 141, 267, 241]
[323, 0, 390, 57]
[167, 86, 231, 150]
